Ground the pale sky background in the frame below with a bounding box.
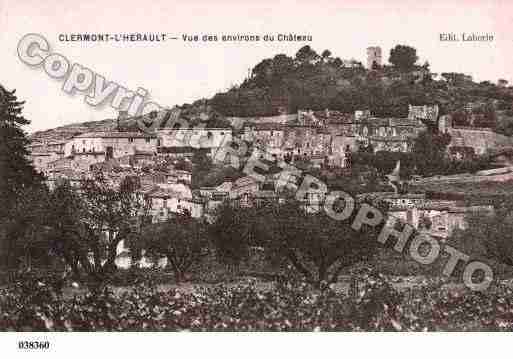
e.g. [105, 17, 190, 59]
[1, 0, 512, 132]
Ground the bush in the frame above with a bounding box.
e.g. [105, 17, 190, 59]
[3, 271, 513, 331]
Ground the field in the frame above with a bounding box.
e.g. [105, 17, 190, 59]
[2, 271, 513, 331]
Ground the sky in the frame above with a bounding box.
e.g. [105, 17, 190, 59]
[1, 0, 512, 132]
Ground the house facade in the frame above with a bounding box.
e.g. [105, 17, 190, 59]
[64, 131, 158, 160]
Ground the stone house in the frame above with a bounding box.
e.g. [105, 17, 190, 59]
[283, 125, 332, 159]
[69, 151, 107, 171]
[356, 117, 425, 152]
[229, 176, 260, 200]
[330, 135, 359, 168]
[45, 157, 83, 175]
[389, 204, 493, 239]
[64, 131, 158, 160]
[147, 185, 203, 221]
[243, 123, 285, 159]
[29, 151, 61, 173]
[156, 128, 232, 154]
[408, 105, 439, 124]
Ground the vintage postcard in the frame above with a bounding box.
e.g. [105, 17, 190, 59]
[1, 0, 512, 357]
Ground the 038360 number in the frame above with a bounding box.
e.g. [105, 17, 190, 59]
[18, 341, 50, 350]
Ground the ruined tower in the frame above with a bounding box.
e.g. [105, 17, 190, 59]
[366, 46, 382, 69]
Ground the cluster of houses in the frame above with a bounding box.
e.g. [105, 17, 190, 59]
[357, 192, 493, 239]
[28, 103, 444, 176]
[28, 102, 500, 230]
[242, 104, 437, 167]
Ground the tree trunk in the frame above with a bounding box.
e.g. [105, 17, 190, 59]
[286, 250, 313, 282]
[317, 262, 328, 288]
[102, 242, 120, 274]
[174, 270, 183, 284]
[166, 255, 182, 284]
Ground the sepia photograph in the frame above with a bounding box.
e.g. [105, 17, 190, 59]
[1, 0, 513, 356]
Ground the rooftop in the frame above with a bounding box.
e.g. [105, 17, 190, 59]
[245, 123, 285, 131]
[74, 131, 157, 139]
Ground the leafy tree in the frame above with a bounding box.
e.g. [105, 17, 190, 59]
[82, 177, 148, 276]
[173, 157, 192, 172]
[332, 57, 343, 68]
[192, 165, 243, 188]
[295, 45, 319, 66]
[144, 213, 209, 283]
[192, 150, 213, 172]
[452, 110, 471, 127]
[321, 49, 332, 62]
[411, 130, 451, 176]
[48, 177, 149, 283]
[389, 45, 418, 71]
[353, 151, 415, 179]
[271, 54, 295, 80]
[480, 104, 497, 129]
[1, 185, 54, 272]
[208, 202, 253, 266]
[0, 85, 42, 270]
[251, 58, 274, 86]
[448, 197, 513, 266]
[45, 183, 82, 275]
[253, 199, 383, 286]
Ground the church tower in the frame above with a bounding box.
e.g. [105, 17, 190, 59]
[366, 46, 382, 69]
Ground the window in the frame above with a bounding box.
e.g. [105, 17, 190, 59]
[145, 138, 150, 143]
[128, 138, 134, 143]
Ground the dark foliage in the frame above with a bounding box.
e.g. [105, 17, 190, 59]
[3, 271, 513, 331]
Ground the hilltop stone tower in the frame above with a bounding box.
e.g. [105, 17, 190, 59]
[366, 46, 382, 69]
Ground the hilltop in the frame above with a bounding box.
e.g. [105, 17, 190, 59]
[29, 100, 228, 143]
[30, 44, 513, 144]
[210, 45, 513, 130]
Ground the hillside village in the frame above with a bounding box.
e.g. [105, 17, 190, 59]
[26, 47, 513, 247]
[9, 0, 513, 334]
[17, 47, 513, 268]
[7, 39, 513, 334]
